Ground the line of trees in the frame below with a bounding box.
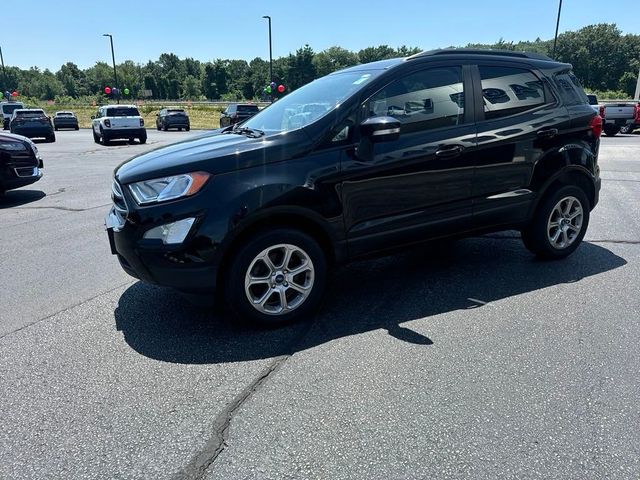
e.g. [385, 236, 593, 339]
[1, 24, 638, 102]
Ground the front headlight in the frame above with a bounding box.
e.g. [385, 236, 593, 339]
[128, 171, 210, 205]
[0, 141, 27, 151]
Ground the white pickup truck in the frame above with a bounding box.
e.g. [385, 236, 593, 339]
[91, 104, 146, 145]
[600, 101, 638, 136]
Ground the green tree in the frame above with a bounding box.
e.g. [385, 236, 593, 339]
[287, 45, 316, 90]
[313, 46, 359, 77]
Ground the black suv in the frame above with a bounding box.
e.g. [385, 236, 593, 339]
[106, 49, 601, 326]
[0, 132, 43, 196]
[156, 108, 190, 131]
[219, 103, 260, 128]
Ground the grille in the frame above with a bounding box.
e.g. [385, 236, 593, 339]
[14, 167, 38, 177]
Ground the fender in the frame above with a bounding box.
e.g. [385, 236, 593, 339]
[527, 141, 598, 219]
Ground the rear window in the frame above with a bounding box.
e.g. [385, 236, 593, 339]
[587, 94, 598, 106]
[2, 104, 24, 115]
[237, 105, 259, 113]
[167, 109, 185, 114]
[56, 112, 74, 117]
[106, 107, 140, 117]
[16, 110, 46, 118]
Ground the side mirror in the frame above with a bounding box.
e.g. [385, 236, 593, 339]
[91, 115, 95, 120]
[360, 116, 401, 143]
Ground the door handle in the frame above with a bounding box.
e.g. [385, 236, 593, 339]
[536, 128, 558, 138]
[435, 145, 464, 158]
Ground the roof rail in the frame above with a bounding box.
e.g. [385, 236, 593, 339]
[407, 48, 553, 62]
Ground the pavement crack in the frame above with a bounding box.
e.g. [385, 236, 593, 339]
[173, 355, 289, 480]
[174, 311, 322, 480]
[15, 203, 112, 212]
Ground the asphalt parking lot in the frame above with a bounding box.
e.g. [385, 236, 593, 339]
[1, 130, 639, 479]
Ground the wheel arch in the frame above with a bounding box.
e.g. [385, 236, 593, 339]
[528, 142, 598, 218]
[215, 206, 345, 292]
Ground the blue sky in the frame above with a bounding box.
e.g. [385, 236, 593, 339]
[4, 0, 637, 70]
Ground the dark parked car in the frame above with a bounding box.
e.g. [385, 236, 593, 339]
[107, 49, 602, 326]
[156, 108, 190, 131]
[219, 103, 259, 128]
[0, 131, 43, 196]
[10, 109, 55, 142]
[53, 111, 79, 130]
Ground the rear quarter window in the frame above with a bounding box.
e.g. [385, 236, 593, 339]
[553, 73, 589, 106]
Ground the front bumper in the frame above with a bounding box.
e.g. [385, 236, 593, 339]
[0, 164, 43, 191]
[105, 206, 220, 292]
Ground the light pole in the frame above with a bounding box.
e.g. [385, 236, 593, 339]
[634, 66, 640, 101]
[0, 46, 7, 93]
[552, 0, 563, 58]
[103, 33, 119, 103]
[262, 15, 273, 89]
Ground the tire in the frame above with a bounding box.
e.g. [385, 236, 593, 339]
[186, 126, 190, 132]
[54, 126, 58, 131]
[93, 130, 100, 143]
[162, 124, 168, 131]
[47, 134, 56, 143]
[521, 185, 590, 260]
[224, 228, 327, 327]
[100, 129, 110, 146]
[620, 124, 634, 135]
[603, 126, 619, 137]
[139, 133, 147, 144]
[75, 126, 79, 131]
[156, 123, 161, 131]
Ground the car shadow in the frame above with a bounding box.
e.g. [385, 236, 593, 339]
[0, 189, 46, 208]
[114, 237, 627, 364]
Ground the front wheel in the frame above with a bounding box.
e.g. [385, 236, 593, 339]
[92, 130, 100, 143]
[521, 185, 590, 259]
[224, 228, 327, 326]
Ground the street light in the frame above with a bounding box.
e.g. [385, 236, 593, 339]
[0, 46, 7, 92]
[262, 16, 273, 88]
[103, 33, 119, 103]
[552, 0, 563, 58]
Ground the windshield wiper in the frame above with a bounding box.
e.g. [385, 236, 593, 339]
[224, 125, 265, 138]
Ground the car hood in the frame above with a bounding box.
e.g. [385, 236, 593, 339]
[114, 129, 311, 184]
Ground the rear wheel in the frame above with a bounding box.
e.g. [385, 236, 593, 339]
[100, 129, 110, 145]
[75, 126, 79, 131]
[47, 133, 56, 143]
[620, 124, 634, 134]
[521, 185, 590, 259]
[603, 125, 619, 137]
[139, 132, 147, 144]
[186, 125, 190, 131]
[224, 228, 327, 326]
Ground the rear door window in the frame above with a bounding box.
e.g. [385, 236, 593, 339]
[479, 66, 548, 120]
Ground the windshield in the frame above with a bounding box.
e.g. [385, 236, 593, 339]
[106, 107, 140, 116]
[242, 70, 382, 134]
[2, 104, 24, 114]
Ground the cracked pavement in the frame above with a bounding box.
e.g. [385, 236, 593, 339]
[1, 130, 639, 479]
